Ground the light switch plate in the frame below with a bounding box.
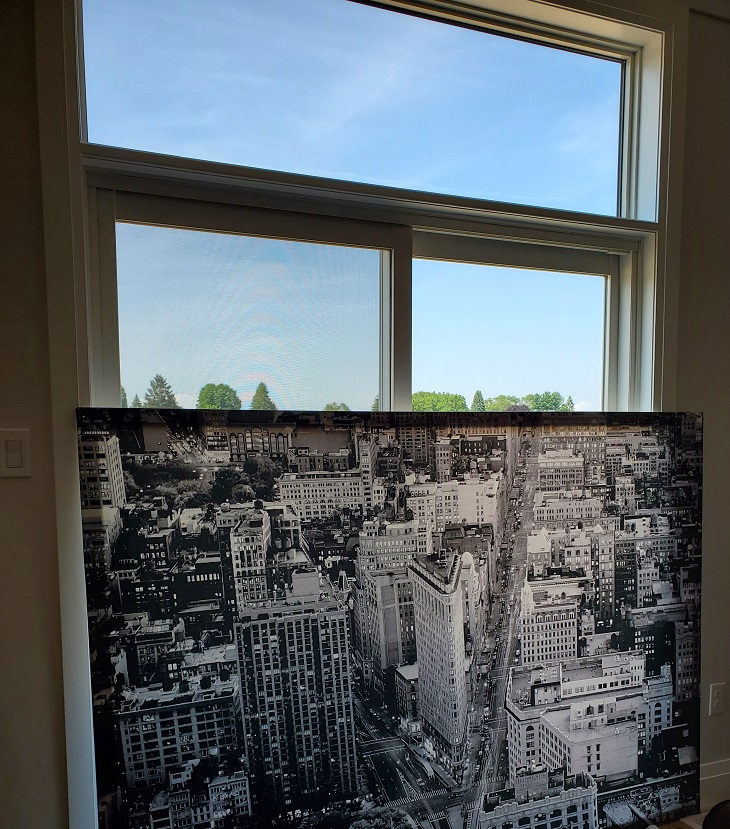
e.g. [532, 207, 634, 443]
[0, 429, 30, 477]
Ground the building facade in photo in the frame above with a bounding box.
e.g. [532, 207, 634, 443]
[409, 551, 470, 778]
[235, 572, 358, 812]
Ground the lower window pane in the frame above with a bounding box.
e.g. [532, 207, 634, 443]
[116, 222, 381, 411]
[412, 259, 606, 412]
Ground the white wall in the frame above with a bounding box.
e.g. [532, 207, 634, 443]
[0, 0, 729, 826]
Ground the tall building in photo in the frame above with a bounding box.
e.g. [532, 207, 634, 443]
[223, 500, 309, 627]
[235, 571, 357, 814]
[595, 525, 616, 622]
[441, 522, 495, 618]
[354, 516, 430, 686]
[78, 429, 127, 512]
[146, 760, 251, 828]
[230, 506, 271, 614]
[396, 420, 432, 465]
[406, 474, 506, 537]
[362, 568, 416, 695]
[116, 676, 241, 790]
[644, 664, 674, 746]
[395, 663, 420, 736]
[83, 509, 123, 576]
[459, 548, 482, 659]
[357, 434, 378, 510]
[548, 526, 593, 574]
[526, 527, 553, 578]
[519, 582, 577, 668]
[614, 532, 638, 610]
[540, 697, 640, 781]
[199, 409, 229, 454]
[409, 551, 469, 778]
[675, 618, 701, 701]
[532, 489, 603, 529]
[540, 417, 607, 482]
[433, 437, 457, 482]
[79, 429, 127, 577]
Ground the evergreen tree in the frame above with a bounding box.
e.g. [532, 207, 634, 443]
[143, 374, 179, 408]
[196, 382, 242, 410]
[371, 395, 379, 412]
[323, 402, 350, 411]
[562, 395, 575, 411]
[120, 385, 128, 408]
[132, 394, 142, 408]
[471, 390, 486, 411]
[250, 382, 276, 410]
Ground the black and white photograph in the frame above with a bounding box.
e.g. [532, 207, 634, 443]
[77, 409, 702, 829]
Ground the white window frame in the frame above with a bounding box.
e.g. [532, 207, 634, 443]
[84, 159, 655, 414]
[35, 1, 679, 827]
[85, 184, 407, 410]
[76, 0, 667, 415]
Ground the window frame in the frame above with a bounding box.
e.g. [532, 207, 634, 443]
[87, 185, 407, 411]
[76, 0, 667, 414]
[35, 2, 680, 827]
[83, 149, 657, 414]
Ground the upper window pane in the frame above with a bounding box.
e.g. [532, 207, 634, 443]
[83, 0, 622, 215]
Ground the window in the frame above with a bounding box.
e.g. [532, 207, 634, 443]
[80, 0, 664, 412]
[82, 0, 621, 216]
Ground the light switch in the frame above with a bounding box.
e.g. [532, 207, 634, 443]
[1, 429, 30, 477]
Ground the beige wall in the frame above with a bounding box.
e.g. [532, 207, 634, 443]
[0, 0, 68, 827]
[679, 9, 730, 794]
[1, 1, 729, 826]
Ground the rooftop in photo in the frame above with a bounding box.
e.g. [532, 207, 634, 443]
[119, 675, 239, 714]
[395, 663, 419, 681]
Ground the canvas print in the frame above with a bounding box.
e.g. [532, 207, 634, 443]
[77, 409, 702, 829]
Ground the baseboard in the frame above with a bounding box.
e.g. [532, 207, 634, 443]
[700, 758, 730, 813]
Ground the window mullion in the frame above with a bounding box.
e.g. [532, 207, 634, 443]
[390, 225, 413, 411]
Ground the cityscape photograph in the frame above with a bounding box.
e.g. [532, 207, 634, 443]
[77, 408, 702, 829]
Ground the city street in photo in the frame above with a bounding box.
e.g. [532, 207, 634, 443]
[77, 409, 702, 829]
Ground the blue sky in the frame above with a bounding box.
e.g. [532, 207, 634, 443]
[116, 225, 381, 410]
[84, 0, 619, 410]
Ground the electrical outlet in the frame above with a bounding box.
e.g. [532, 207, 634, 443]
[709, 682, 726, 717]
